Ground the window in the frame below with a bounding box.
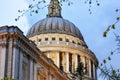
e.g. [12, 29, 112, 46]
[52, 37, 55, 41]
[72, 41, 75, 43]
[66, 39, 69, 42]
[45, 38, 48, 41]
[78, 43, 80, 45]
[38, 39, 41, 42]
[59, 38, 62, 41]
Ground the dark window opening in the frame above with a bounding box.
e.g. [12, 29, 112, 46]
[52, 37, 55, 41]
[72, 41, 75, 43]
[59, 38, 62, 41]
[45, 38, 48, 41]
[78, 43, 80, 45]
[66, 39, 69, 42]
[38, 39, 41, 42]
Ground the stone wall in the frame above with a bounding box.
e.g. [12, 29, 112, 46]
[0, 26, 69, 80]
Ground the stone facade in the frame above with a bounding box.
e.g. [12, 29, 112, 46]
[0, 0, 98, 80]
[0, 26, 69, 80]
[29, 33, 98, 80]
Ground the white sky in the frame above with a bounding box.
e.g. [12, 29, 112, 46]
[0, 0, 120, 80]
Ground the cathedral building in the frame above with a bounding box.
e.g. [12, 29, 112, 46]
[0, 0, 98, 80]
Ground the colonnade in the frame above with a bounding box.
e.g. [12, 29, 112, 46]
[46, 51, 97, 79]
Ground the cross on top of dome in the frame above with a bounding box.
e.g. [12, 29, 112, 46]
[47, 0, 62, 18]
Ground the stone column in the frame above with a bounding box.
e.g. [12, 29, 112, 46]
[56, 52, 60, 68]
[81, 56, 86, 67]
[6, 39, 13, 78]
[66, 52, 69, 73]
[89, 60, 91, 78]
[0, 46, 6, 79]
[75, 54, 78, 70]
[30, 59, 33, 80]
[19, 51, 23, 80]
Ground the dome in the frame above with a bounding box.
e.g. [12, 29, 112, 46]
[26, 17, 84, 40]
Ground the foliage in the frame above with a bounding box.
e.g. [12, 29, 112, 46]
[99, 34, 120, 79]
[103, 9, 120, 37]
[72, 62, 86, 80]
[15, 0, 120, 80]
[100, 7, 120, 79]
[99, 66, 120, 80]
[1, 78, 15, 80]
[15, 0, 100, 21]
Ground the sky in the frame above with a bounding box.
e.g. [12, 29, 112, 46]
[0, 0, 120, 79]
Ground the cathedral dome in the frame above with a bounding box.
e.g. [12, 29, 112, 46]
[26, 17, 84, 40]
[26, 0, 85, 41]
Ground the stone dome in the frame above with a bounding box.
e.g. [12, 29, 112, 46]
[26, 17, 84, 40]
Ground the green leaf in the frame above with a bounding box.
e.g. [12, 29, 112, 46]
[116, 17, 120, 21]
[15, 18, 17, 21]
[103, 59, 106, 64]
[43, 0, 46, 3]
[35, 10, 38, 14]
[68, 2, 71, 6]
[103, 31, 107, 37]
[28, 4, 32, 8]
[108, 57, 111, 60]
[63, 0, 65, 2]
[111, 52, 113, 55]
[106, 26, 110, 32]
[112, 70, 116, 75]
[18, 10, 21, 12]
[112, 24, 115, 29]
[116, 9, 119, 12]
[89, 1, 92, 4]
[100, 63, 103, 66]
[117, 69, 119, 72]
[97, 3, 100, 6]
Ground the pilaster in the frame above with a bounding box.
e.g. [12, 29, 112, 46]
[30, 59, 33, 80]
[34, 64, 37, 80]
[5, 38, 13, 78]
[19, 50, 23, 80]
[0, 46, 6, 79]
[11, 46, 19, 79]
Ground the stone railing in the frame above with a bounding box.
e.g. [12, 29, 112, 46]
[36, 41, 92, 53]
